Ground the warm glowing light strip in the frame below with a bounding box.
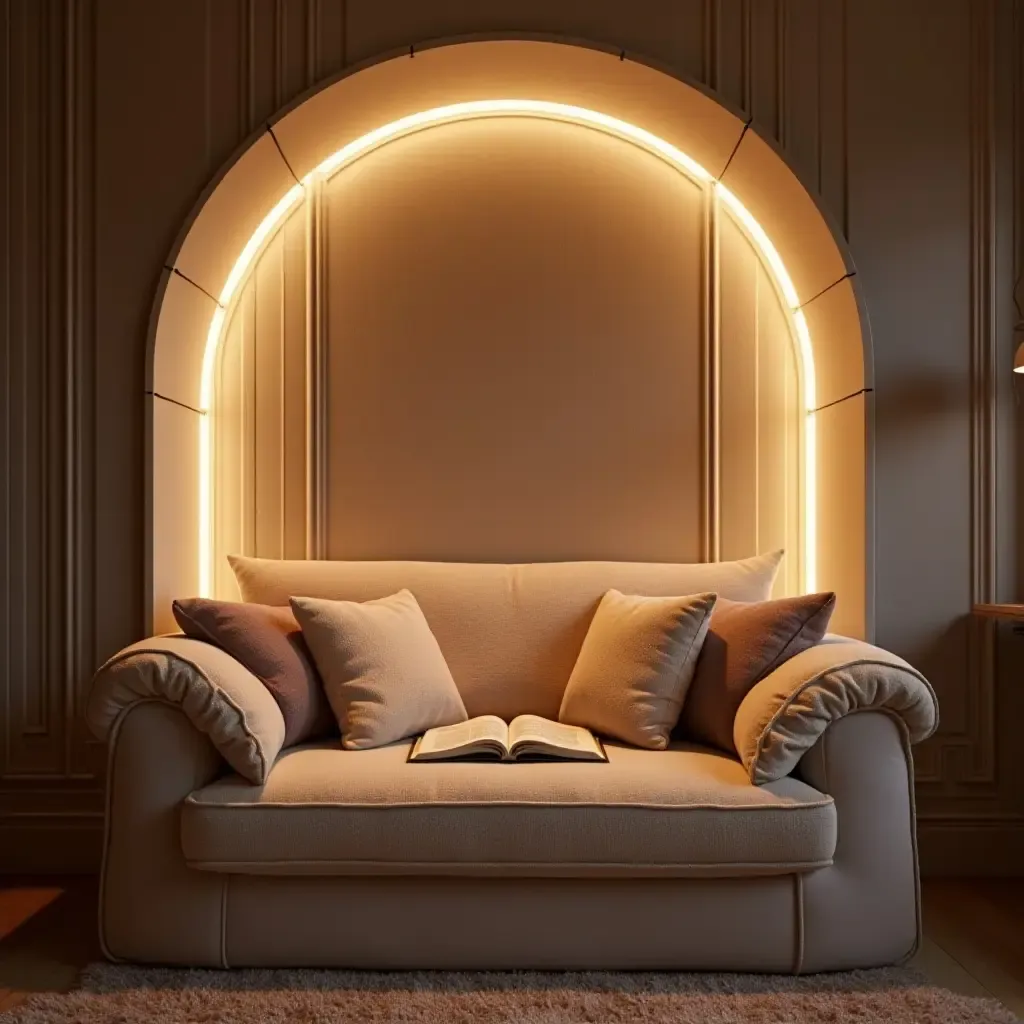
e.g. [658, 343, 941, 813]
[195, 100, 818, 596]
[311, 99, 713, 184]
[714, 182, 818, 591]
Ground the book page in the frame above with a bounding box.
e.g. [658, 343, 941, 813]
[414, 715, 508, 757]
[508, 715, 603, 756]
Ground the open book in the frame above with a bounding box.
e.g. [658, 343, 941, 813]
[409, 714, 607, 763]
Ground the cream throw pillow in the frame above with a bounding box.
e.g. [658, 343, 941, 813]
[558, 590, 718, 750]
[290, 590, 467, 750]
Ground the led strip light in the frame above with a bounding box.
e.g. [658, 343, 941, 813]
[196, 100, 817, 596]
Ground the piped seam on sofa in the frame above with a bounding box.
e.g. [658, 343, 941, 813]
[96, 696, 162, 965]
[182, 795, 835, 812]
[883, 712, 924, 965]
[220, 875, 230, 969]
[792, 872, 805, 974]
[91, 647, 270, 783]
[811, 711, 923, 968]
[185, 857, 835, 875]
[748, 657, 939, 784]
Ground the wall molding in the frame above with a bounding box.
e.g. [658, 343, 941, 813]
[918, 820, 1024, 877]
[304, 175, 327, 559]
[0, 819, 102, 873]
[1014, 0, 1024, 360]
[702, 0, 720, 93]
[915, 0, 999, 790]
[701, 184, 721, 563]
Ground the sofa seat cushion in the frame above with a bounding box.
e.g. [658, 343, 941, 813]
[181, 741, 836, 879]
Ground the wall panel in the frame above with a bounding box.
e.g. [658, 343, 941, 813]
[1, 0, 1021, 873]
[344, 0, 710, 82]
[317, 116, 708, 564]
[718, 212, 802, 597]
[212, 204, 308, 589]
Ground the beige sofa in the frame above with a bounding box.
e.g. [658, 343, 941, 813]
[87, 557, 937, 972]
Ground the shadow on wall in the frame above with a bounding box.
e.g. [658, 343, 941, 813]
[873, 369, 968, 699]
[874, 372, 966, 440]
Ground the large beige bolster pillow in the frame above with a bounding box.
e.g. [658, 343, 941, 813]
[733, 636, 938, 785]
[86, 636, 286, 784]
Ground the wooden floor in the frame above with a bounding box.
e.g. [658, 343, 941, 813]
[0, 877, 1022, 1016]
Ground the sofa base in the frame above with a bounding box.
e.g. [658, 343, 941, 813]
[100, 705, 921, 973]
[104, 869, 917, 973]
[219, 874, 804, 971]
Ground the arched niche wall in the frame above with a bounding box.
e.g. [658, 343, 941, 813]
[147, 38, 872, 640]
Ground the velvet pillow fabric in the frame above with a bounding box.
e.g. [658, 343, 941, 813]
[678, 592, 836, 754]
[290, 589, 468, 750]
[171, 597, 335, 749]
[558, 590, 718, 750]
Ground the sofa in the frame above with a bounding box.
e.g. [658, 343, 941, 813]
[86, 554, 937, 972]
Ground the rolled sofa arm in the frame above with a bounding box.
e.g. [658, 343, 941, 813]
[86, 636, 285, 784]
[733, 636, 938, 785]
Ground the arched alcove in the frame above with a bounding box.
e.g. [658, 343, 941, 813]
[147, 38, 872, 640]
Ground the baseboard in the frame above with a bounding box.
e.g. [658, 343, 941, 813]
[0, 819, 103, 873]
[918, 820, 1024, 876]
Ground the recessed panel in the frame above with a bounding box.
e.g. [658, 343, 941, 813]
[210, 209, 309, 594]
[273, 40, 744, 184]
[718, 213, 760, 566]
[213, 285, 254, 600]
[755, 265, 803, 598]
[321, 116, 706, 563]
[718, 211, 803, 596]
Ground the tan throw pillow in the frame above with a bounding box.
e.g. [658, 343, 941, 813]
[558, 590, 718, 750]
[678, 592, 836, 754]
[290, 589, 467, 749]
[172, 597, 335, 749]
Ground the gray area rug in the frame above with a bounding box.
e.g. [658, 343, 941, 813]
[2, 962, 1019, 1023]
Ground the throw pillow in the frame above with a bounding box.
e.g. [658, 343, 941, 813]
[290, 589, 468, 749]
[678, 591, 836, 754]
[558, 589, 718, 750]
[172, 597, 335, 748]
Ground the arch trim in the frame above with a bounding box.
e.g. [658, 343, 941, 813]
[195, 100, 818, 598]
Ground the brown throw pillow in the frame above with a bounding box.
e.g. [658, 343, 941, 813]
[558, 590, 718, 750]
[290, 589, 468, 750]
[678, 592, 836, 754]
[171, 597, 335, 749]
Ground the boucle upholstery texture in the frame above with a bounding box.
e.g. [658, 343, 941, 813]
[181, 739, 836, 875]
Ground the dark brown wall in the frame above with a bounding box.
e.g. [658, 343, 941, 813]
[1, 0, 1022, 873]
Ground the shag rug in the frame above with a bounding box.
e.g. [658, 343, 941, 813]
[2, 962, 1019, 1023]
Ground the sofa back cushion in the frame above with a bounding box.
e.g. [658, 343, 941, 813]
[230, 551, 782, 720]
